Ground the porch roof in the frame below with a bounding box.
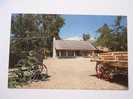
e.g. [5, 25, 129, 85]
[54, 40, 97, 51]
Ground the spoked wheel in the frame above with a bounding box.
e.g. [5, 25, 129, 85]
[41, 64, 48, 75]
[96, 63, 104, 79]
[29, 63, 49, 82]
[40, 64, 49, 81]
[103, 71, 113, 81]
[96, 63, 113, 81]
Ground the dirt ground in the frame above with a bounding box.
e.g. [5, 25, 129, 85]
[22, 57, 128, 90]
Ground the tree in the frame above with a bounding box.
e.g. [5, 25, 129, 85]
[112, 16, 127, 51]
[96, 24, 113, 49]
[96, 16, 127, 51]
[10, 14, 64, 68]
[9, 14, 64, 87]
[40, 15, 64, 56]
[82, 33, 90, 41]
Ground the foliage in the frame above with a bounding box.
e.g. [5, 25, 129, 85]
[96, 24, 113, 48]
[96, 16, 127, 51]
[82, 33, 90, 41]
[8, 50, 50, 88]
[10, 14, 64, 68]
[8, 75, 28, 88]
[9, 14, 64, 87]
[8, 76, 20, 88]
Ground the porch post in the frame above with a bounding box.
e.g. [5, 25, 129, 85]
[66, 51, 68, 57]
[92, 50, 95, 56]
[74, 51, 76, 57]
[59, 51, 61, 57]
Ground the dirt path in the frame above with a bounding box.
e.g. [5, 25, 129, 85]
[22, 57, 128, 90]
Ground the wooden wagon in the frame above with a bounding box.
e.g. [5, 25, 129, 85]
[94, 52, 128, 81]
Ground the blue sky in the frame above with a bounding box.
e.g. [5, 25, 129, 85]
[59, 15, 127, 39]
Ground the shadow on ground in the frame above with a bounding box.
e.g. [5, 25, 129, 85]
[90, 74, 128, 87]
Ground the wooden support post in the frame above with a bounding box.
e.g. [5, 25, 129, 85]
[59, 51, 61, 57]
[92, 51, 95, 56]
[74, 51, 76, 57]
[66, 51, 68, 56]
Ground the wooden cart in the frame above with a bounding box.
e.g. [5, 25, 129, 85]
[95, 52, 128, 81]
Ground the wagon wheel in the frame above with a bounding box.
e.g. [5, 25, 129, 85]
[96, 62, 104, 79]
[29, 63, 49, 82]
[103, 70, 113, 81]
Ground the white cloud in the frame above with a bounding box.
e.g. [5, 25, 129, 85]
[63, 36, 96, 41]
[63, 36, 83, 40]
[90, 37, 96, 41]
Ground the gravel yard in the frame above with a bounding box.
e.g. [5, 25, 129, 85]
[22, 57, 128, 90]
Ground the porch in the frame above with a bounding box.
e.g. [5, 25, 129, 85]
[56, 50, 95, 58]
